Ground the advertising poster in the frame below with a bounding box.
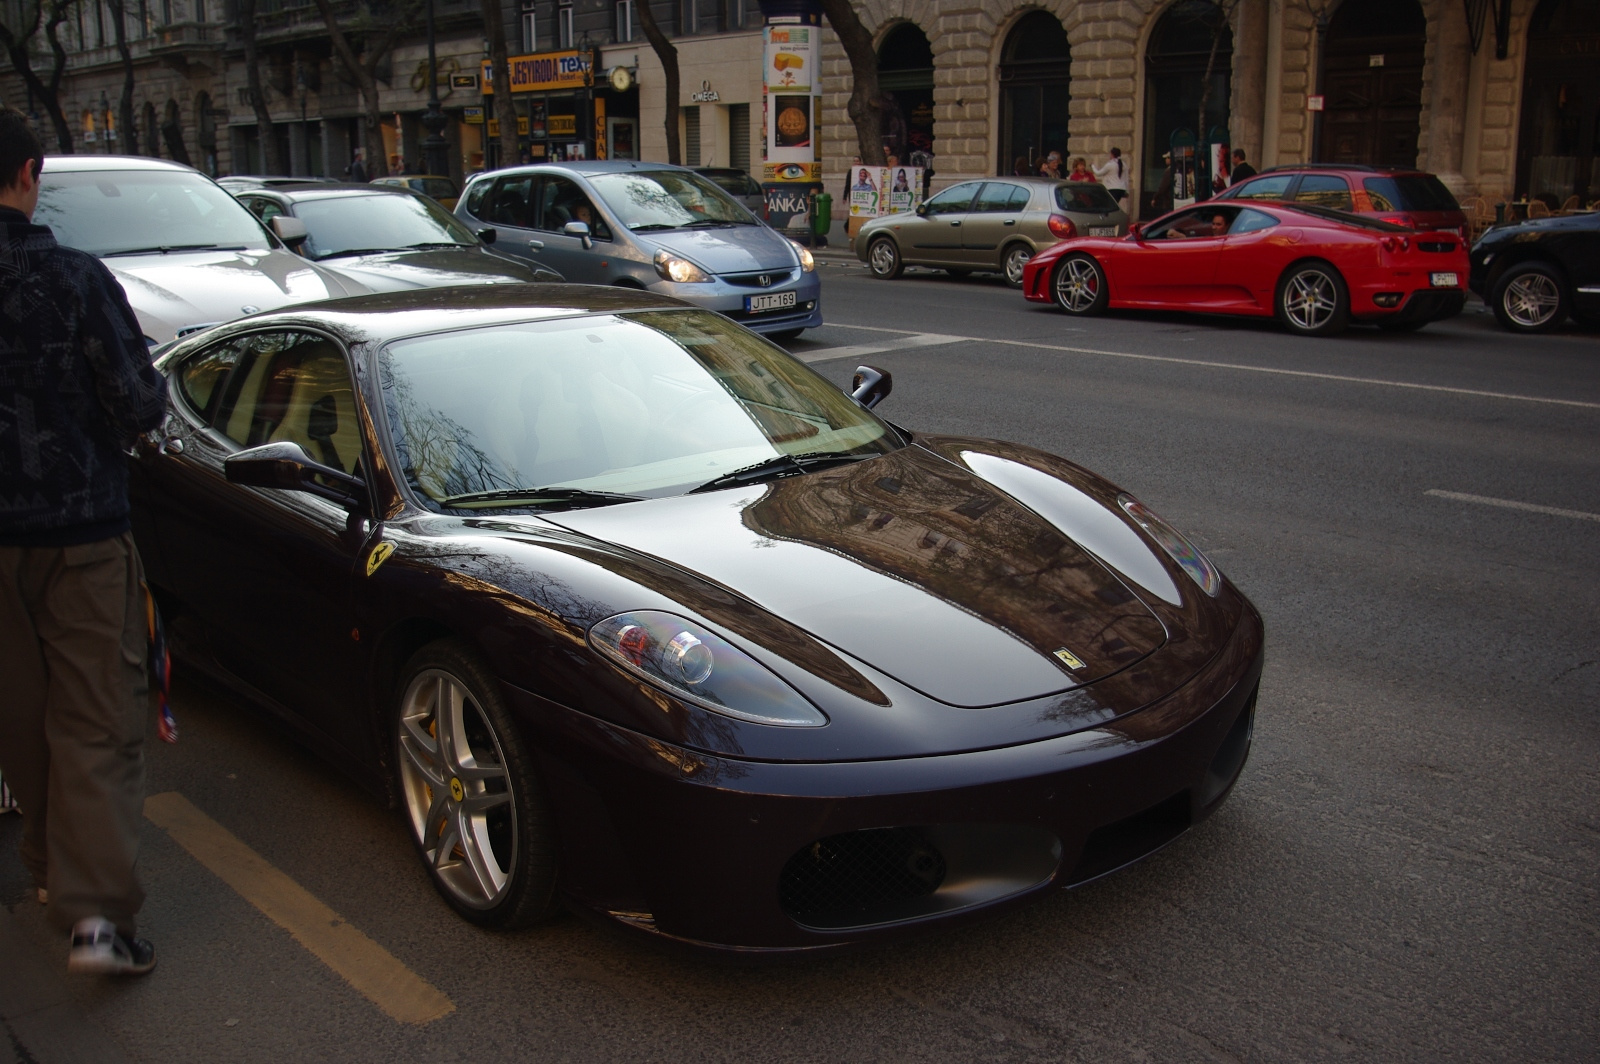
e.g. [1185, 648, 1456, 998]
[773, 96, 811, 149]
[763, 26, 814, 93]
[762, 162, 822, 183]
[887, 166, 919, 213]
[849, 166, 881, 218]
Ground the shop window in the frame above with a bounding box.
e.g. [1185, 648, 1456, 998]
[684, 106, 701, 166]
[615, 0, 633, 42]
[1142, 0, 1232, 217]
[877, 22, 936, 166]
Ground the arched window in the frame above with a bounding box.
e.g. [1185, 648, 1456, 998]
[877, 23, 935, 164]
[1142, 0, 1232, 216]
[998, 10, 1071, 176]
[1517, 0, 1600, 205]
[1317, 0, 1425, 166]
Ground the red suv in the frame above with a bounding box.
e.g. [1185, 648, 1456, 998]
[1215, 165, 1468, 236]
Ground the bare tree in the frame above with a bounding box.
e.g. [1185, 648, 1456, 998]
[0, 0, 76, 151]
[105, 0, 138, 156]
[1191, 0, 1241, 189]
[819, 0, 884, 166]
[312, 0, 423, 178]
[481, 0, 518, 167]
[635, 0, 680, 164]
[236, 0, 285, 173]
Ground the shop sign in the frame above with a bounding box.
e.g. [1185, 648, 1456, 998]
[691, 80, 720, 102]
[463, 106, 484, 124]
[452, 73, 480, 90]
[847, 167, 924, 218]
[481, 50, 592, 94]
[548, 114, 577, 136]
[487, 116, 532, 137]
[1307, 95, 1325, 111]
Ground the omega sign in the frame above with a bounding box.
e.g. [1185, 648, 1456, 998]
[691, 80, 720, 102]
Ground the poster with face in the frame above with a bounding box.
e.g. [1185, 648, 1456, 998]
[849, 167, 880, 217]
[889, 167, 914, 212]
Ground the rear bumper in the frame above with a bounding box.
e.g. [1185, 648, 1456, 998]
[510, 599, 1265, 954]
[1355, 287, 1466, 324]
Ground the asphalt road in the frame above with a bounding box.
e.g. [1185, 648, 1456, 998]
[4, 262, 1597, 1063]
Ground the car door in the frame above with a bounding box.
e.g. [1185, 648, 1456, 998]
[136, 328, 378, 759]
[962, 182, 1031, 267]
[526, 174, 613, 283]
[904, 181, 980, 265]
[1119, 207, 1228, 305]
[1213, 207, 1285, 309]
[474, 173, 542, 264]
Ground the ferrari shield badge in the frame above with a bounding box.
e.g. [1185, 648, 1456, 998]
[365, 541, 395, 577]
[1052, 646, 1086, 671]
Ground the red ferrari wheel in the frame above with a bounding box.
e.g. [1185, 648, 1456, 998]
[1052, 254, 1108, 316]
[1275, 261, 1350, 337]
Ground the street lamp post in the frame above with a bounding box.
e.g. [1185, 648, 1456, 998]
[420, 0, 450, 177]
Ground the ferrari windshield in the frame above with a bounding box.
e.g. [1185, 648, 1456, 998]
[36, 169, 272, 256]
[379, 309, 900, 510]
[588, 170, 756, 229]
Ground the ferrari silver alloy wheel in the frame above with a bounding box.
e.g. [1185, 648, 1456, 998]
[1281, 268, 1339, 331]
[1501, 272, 1562, 329]
[869, 238, 900, 278]
[1004, 245, 1033, 286]
[1054, 257, 1101, 312]
[398, 669, 517, 910]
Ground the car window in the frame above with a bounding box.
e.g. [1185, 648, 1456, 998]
[212, 331, 364, 476]
[588, 170, 755, 229]
[923, 183, 978, 215]
[1007, 185, 1032, 210]
[1228, 174, 1294, 201]
[484, 175, 535, 227]
[1362, 175, 1459, 212]
[241, 196, 284, 222]
[975, 182, 1026, 212]
[378, 309, 901, 508]
[421, 178, 458, 199]
[175, 338, 244, 421]
[1147, 207, 1235, 239]
[1229, 207, 1279, 234]
[535, 176, 612, 240]
[35, 169, 273, 255]
[462, 178, 491, 217]
[1054, 184, 1119, 213]
[291, 193, 478, 259]
[1295, 175, 1353, 210]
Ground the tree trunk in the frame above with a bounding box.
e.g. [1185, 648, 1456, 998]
[0, 3, 74, 151]
[107, 0, 138, 156]
[481, 0, 519, 167]
[818, 0, 885, 166]
[238, 0, 284, 173]
[312, 0, 421, 179]
[635, 0, 680, 164]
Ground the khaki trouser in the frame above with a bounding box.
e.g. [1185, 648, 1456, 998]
[0, 532, 148, 936]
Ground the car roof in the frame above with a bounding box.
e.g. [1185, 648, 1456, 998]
[465, 160, 693, 183]
[1253, 164, 1435, 178]
[237, 183, 418, 200]
[43, 155, 200, 174]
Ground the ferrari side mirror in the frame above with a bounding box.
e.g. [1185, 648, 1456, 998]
[225, 440, 365, 507]
[851, 365, 893, 409]
[1128, 222, 1144, 241]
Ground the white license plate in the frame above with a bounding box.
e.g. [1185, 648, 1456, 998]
[745, 291, 797, 313]
[1088, 226, 1117, 236]
[1430, 272, 1459, 287]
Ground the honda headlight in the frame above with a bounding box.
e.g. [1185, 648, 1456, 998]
[789, 239, 816, 272]
[1118, 494, 1222, 596]
[589, 610, 827, 727]
[653, 249, 713, 283]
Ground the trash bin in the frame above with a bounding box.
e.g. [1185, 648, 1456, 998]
[813, 192, 832, 236]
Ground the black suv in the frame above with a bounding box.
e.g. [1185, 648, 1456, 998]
[1469, 211, 1600, 333]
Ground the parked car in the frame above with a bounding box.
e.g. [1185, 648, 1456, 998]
[231, 183, 561, 291]
[369, 174, 461, 210]
[1215, 164, 1469, 236]
[856, 178, 1129, 287]
[694, 167, 766, 214]
[130, 283, 1262, 952]
[36, 156, 368, 346]
[1469, 210, 1600, 333]
[217, 175, 342, 193]
[456, 161, 820, 339]
[1022, 200, 1469, 336]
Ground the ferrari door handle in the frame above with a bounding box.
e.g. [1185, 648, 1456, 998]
[527, 239, 545, 250]
[1003, 219, 1016, 225]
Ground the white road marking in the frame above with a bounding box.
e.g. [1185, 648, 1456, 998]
[795, 332, 964, 363]
[819, 323, 1600, 410]
[1424, 489, 1600, 523]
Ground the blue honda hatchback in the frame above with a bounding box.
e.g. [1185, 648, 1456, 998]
[456, 161, 822, 340]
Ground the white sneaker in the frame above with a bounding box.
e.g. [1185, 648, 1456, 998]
[67, 916, 156, 976]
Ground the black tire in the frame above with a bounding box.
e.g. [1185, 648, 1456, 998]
[393, 640, 558, 930]
[1001, 243, 1034, 288]
[1275, 260, 1350, 337]
[1051, 253, 1109, 315]
[1489, 261, 1569, 333]
[867, 236, 903, 279]
[767, 328, 804, 343]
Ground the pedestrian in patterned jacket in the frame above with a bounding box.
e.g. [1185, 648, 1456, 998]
[0, 109, 169, 975]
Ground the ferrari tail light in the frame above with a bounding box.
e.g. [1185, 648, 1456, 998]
[590, 611, 827, 727]
[1048, 215, 1077, 239]
[1380, 235, 1411, 253]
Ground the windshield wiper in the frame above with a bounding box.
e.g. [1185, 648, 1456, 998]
[102, 243, 237, 257]
[689, 452, 875, 494]
[628, 223, 679, 232]
[317, 247, 412, 259]
[441, 487, 645, 510]
[403, 241, 473, 250]
[679, 218, 747, 228]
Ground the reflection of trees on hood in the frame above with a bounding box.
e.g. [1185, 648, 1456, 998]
[379, 353, 522, 501]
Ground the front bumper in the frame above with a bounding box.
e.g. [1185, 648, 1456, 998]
[648, 269, 823, 335]
[510, 598, 1265, 954]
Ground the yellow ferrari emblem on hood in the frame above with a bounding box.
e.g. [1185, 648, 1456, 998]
[1052, 647, 1085, 671]
[365, 542, 395, 577]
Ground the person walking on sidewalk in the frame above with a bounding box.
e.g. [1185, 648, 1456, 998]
[0, 109, 169, 976]
[1095, 147, 1129, 204]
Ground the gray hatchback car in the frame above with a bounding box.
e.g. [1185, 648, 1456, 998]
[856, 177, 1129, 286]
[457, 161, 822, 339]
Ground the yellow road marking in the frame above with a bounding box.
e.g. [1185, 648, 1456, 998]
[144, 791, 454, 1025]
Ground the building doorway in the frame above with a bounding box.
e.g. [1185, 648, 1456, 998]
[998, 10, 1071, 176]
[1142, 0, 1232, 218]
[1316, 0, 1425, 166]
[877, 23, 935, 166]
[1516, 0, 1600, 207]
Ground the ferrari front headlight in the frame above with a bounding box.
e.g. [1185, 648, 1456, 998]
[589, 610, 827, 727]
[1118, 494, 1222, 597]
